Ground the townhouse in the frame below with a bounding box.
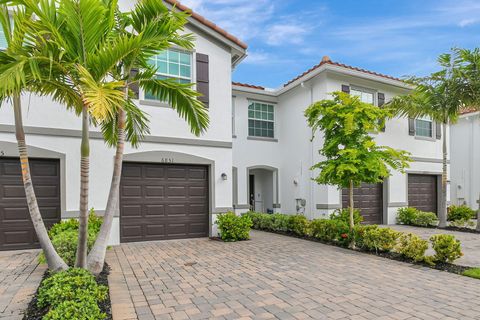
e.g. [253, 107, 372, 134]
[0, 0, 448, 250]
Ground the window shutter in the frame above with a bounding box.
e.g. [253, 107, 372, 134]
[378, 92, 386, 132]
[408, 118, 415, 136]
[435, 122, 442, 139]
[341, 85, 350, 94]
[196, 53, 209, 108]
[129, 68, 139, 99]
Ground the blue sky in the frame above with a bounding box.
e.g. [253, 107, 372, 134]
[182, 0, 480, 89]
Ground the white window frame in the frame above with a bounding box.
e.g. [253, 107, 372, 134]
[141, 48, 194, 103]
[415, 116, 435, 139]
[247, 100, 276, 139]
[350, 86, 377, 106]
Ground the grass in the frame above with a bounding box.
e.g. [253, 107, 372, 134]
[463, 268, 480, 279]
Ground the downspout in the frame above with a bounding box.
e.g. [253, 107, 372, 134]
[470, 117, 474, 208]
[307, 82, 314, 218]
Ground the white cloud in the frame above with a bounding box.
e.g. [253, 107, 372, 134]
[265, 23, 309, 46]
[459, 18, 478, 27]
[178, 0, 275, 41]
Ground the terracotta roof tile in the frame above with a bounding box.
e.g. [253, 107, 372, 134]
[460, 107, 479, 115]
[283, 56, 403, 87]
[165, 0, 248, 50]
[232, 82, 265, 90]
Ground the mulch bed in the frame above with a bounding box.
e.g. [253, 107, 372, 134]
[23, 264, 112, 320]
[254, 229, 473, 276]
[400, 224, 480, 234]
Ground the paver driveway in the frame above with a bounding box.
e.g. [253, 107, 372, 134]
[0, 250, 45, 320]
[107, 231, 480, 320]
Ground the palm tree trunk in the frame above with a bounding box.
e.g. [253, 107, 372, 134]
[87, 108, 126, 275]
[349, 180, 355, 249]
[75, 105, 90, 268]
[438, 123, 448, 228]
[477, 207, 480, 232]
[13, 95, 68, 272]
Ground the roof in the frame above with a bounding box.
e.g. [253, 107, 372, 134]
[232, 82, 265, 90]
[165, 0, 248, 50]
[459, 107, 479, 115]
[283, 56, 403, 87]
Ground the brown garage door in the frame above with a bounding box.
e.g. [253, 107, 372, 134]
[0, 158, 61, 251]
[120, 163, 209, 243]
[408, 174, 437, 214]
[342, 183, 383, 224]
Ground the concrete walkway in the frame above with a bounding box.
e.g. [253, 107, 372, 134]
[387, 225, 480, 267]
[107, 231, 480, 320]
[0, 250, 45, 320]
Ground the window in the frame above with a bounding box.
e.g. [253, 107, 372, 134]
[415, 116, 433, 138]
[248, 101, 274, 138]
[350, 87, 374, 105]
[0, 21, 8, 50]
[145, 49, 192, 100]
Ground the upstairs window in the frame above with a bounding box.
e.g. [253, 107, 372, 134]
[350, 87, 374, 105]
[415, 116, 433, 138]
[145, 49, 192, 100]
[0, 22, 8, 50]
[248, 101, 274, 138]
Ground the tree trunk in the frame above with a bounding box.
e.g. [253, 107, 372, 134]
[349, 180, 355, 249]
[438, 123, 448, 228]
[75, 105, 90, 268]
[13, 95, 68, 272]
[477, 207, 480, 232]
[87, 108, 126, 275]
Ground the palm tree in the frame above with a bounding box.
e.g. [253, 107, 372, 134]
[87, 0, 209, 275]
[453, 48, 480, 230]
[387, 53, 465, 228]
[0, 6, 71, 271]
[5, 0, 209, 272]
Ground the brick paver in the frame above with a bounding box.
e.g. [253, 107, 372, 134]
[107, 231, 480, 320]
[387, 225, 480, 267]
[0, 250, 45, 320]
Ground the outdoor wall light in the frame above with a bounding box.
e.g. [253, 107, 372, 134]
[221, 173, 228, 180]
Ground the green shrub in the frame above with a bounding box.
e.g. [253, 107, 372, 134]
[396, 233, 429, 262]
[310, 219, 350, 246]
[289, 215, 310, 236]
[43, 299, 106, 320]
[430, 234, 463, 263]
[463, 268, 480, 280]
[330, 208, 363, 225]
[413, 211, 438, 227]
[40, 211, 103, 266]
[448, 205, 476, 221]
[271, 214, 291, 232]
[362, 227, 402, 252]
[245, 212, 263, 229]
[396, 207, 419, 225]
[216, 212, 252, 241]
[353, 224, 379, 248]
[38, 268, 107, 309]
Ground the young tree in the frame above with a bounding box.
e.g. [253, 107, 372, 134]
[387, 53, 466, 228]
[305, 92, 410, 247]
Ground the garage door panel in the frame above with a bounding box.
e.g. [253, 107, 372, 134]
[120, 163, 209, 243]
[145, 204, 165, 217]
[121, 205, 142, 218]
[167, 167, 187, 179]
[166, 186, 187, 197]
[0, 158, 61, 250]
[189, 168, 208, 180]
[145, 185, 164, 197]
[122, 185, 142, 197]
[145, 166, 165, 178]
